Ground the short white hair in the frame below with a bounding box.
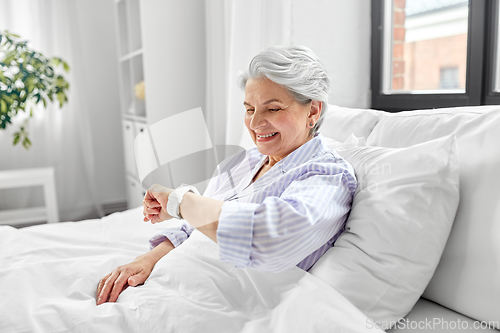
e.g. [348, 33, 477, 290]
[238, 45, 330, 136]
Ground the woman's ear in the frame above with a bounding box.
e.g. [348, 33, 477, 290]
[308, 101, 322, 123]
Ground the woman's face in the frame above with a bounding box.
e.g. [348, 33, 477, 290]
[244, 77, 321, 162]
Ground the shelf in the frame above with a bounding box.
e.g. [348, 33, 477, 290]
[127, 0, 143, 52]
[118, 55, 146, 117]
[119, 48, 143, 62]
[123, 113, 147, 123]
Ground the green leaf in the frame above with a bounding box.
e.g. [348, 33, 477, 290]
[63, 61, 70, 72]
[13, 132, 20, 145]
[2, 50, 17, 64]
[51, 57, 60, 66]
[0, 99, 6, 113]
[57, 92, 65, 106]
[2, 95, 14, 104]
[22, 136, 31, 150]
[26, 78, 35, 93]
[45, 65, 54, 78]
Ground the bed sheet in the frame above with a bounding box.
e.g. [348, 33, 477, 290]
[0, 208, 382, 333]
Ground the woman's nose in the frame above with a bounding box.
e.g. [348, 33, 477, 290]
[250, 111, 267, 130]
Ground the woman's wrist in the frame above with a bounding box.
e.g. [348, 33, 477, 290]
[167, 185, 200, 219]
[139, 239, 175, 266]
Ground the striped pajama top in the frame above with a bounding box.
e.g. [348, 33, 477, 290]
[149, 133, 357, 272]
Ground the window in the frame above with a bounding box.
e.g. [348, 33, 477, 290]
[439, 67, 460, 89]
[371, 0, 500, 111]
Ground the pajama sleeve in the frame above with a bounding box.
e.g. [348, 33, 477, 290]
[149, 221, 195, 250]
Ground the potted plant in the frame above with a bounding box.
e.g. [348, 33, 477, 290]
[0, 30, 70, 149]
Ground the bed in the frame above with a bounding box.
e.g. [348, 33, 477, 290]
[0, 207, 382, 332]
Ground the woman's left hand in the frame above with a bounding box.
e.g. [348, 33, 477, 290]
[142, 184, 173, 223]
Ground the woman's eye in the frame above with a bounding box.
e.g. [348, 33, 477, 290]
[269, 108, 281, 112]
[246, 109, 255, 113]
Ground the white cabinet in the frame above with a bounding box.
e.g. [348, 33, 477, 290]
[122, 120, 138, 177]
[126, 175, 146, 208]
[133, 121, 147, 139]
[114, 0, 147, 208]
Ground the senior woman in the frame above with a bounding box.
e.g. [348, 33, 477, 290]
[96, 45, 357, 305]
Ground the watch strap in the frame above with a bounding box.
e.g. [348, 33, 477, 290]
[167, 184, 200, 219]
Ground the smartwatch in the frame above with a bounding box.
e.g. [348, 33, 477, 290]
[167, 184, 200, 219]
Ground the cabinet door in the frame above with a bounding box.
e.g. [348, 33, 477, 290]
[134, 121, 147, 139]
[122, 120, 137, 177]
[126, 175, 146, 209]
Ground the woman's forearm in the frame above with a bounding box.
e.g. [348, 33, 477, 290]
[179, 192, 223, 243]
[142, 238, 175, 265]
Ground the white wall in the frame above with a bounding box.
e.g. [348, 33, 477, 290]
[141, 0, 206, 125]
[74, 0, 127, 208]
[292, 0, 372, 108]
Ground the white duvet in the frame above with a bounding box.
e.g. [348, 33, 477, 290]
[0, 208, 381, 333]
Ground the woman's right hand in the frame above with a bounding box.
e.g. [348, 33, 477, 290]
[96, 254, 155, 305]
[96, 239, 175, 305]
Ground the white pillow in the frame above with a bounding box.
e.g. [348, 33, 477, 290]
[366, 107, 500, 326]
[309, 134, 460, 327]
[321, 105, 382, 142]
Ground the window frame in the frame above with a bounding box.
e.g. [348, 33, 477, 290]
[371, 0, 489, 112]
[484, 0, 500, 105]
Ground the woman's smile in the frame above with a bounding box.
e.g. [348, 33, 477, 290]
[256, 132, 279, 141]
